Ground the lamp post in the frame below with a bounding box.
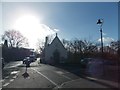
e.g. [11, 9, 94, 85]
[97, 19, 104, 54]
[97, 19, 104, 76]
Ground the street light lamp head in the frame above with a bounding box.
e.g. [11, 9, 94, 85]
[97, 19, 104, 26]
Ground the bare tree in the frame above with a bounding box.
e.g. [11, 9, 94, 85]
[36, 39, 45, 54]
[2, 30, 29, 48]
[62, 39, 71, 52]
[74, 39, 85, 53]
[110, 40, 120, 54]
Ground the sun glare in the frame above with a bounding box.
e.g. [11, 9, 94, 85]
[13, 14, 58, 49]
[13, 14, 43, 48]
[14, 15, 40, 31]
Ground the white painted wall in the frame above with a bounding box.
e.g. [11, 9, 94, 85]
[44, 36, 67, 63]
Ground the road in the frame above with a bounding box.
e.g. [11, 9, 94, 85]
[2, 59, 114, 89]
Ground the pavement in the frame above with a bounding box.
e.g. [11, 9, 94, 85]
[59, 78, 111, 88]
[59, 76, 119, 89]
[55, 64, 120, 89]
[85, 65, 120, 89]
[60, 62, 120, 88]
[52, 70, 119, 89]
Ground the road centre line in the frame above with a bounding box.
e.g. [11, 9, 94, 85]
[31, 68, 59, 88]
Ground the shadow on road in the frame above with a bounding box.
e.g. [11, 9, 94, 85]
[22, 66, 30, 79]
[22, 72, 29, 79]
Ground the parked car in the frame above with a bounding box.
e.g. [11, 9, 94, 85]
[29, 55, 36, 62]
[23, 57, 29, 64]
[23, 58, 26, 64]
[23, 57, 31, 67]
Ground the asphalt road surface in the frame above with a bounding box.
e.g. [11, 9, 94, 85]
[2, 60, 113, 89]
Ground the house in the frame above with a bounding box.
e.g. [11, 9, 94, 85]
[42, 34, 67, 64]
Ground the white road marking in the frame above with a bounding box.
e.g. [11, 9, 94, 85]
[3, 82, 10, 87]
[5, 76, 9, 79]
[10, 79, 14, 82]
[0, 79, 4, 83]
[55, 71, 64, 74]
[86, 77, 98, 80]
[11, 71, 20, 75]
[32, 68, 60, 88]
[13, 76, 17, 79]
[4, 63, 22, 69]
[3, 70, 20, 87]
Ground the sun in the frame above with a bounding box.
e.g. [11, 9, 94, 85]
[14, 15, 40, 32]
[13, 14, 58, 49]
[13, 14, 42, 48]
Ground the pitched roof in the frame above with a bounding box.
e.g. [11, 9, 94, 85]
[49, 34, 66, 50]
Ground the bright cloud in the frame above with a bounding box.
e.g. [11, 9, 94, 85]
[98, 37, 114, 44]
[102, 32, 106, 36]
[24, 24, 59, 49]
[54, 29, 59, 32]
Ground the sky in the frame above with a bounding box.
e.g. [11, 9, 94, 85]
[1, 2, 118, 49]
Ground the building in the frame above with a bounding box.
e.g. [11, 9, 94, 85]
[42, 34, 67, 64]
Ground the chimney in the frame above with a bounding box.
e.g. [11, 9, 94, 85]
[45, 36, 48, 47]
